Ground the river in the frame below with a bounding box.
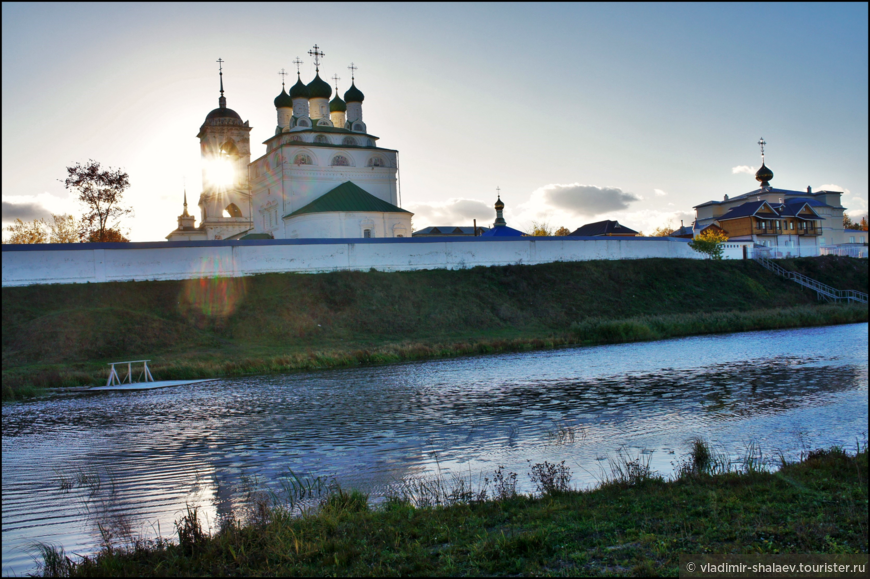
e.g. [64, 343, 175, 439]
[2, 323, 868, 575]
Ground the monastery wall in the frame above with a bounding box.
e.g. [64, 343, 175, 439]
[1, 237, 721, 287]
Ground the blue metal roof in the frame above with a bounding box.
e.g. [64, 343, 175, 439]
[480, 225, 526, 237]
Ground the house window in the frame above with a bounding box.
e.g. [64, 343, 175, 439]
[363, 229, 371, 238]
[789, 221, 794, 230]
[342, 136, 356, 146]
[850, 236, 855, 243]
[331, 155, 349, 166]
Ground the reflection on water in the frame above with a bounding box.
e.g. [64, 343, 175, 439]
[3, 323, 868, 575]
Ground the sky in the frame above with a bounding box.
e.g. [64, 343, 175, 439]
[2, 2, 868, 240]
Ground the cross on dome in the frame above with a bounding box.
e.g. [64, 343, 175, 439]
[308, 44, 325, 71]
[758, 137, 766, 159]
[216, 58, 225, 97]
[278, 68, 288, 89]
[348, 62, 357, 81]
[332, 74, 341, 91]
[292, 57, 304, 77]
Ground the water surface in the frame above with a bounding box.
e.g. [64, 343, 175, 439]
[3, 323, 867, 575]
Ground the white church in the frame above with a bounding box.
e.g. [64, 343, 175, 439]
[167, 47, 413, 242]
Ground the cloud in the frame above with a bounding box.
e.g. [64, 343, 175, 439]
[817, 184, 850, 194]
[732, 165, 756, 174]
[406, 198, 494, 229]
[1, 193, 79, 225]
[1, 201, 52, 222]
[527, 183, 641, 217]
[654, 189, 668, 196]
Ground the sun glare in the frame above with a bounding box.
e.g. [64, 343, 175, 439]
[207, 155, 234, 188]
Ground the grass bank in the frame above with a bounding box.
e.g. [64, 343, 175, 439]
[3, 257, 867, 400]
[36, 444, 868, 576]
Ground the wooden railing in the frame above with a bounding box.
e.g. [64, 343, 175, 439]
[754, 257, 868, 304]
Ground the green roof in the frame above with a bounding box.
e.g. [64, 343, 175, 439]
[239, 232, 274, 240]
[284, 181, 411, 219]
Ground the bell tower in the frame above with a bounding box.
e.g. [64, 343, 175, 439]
[195, 58, 253, 240]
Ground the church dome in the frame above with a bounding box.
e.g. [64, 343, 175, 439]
[289, 76, 309, 99]
[329, 93, 346, 113]
[204, 106, 243, 125]
[755, 162, 774, 185]
[307, 73, 332, 99]
[274, 88, 293, 108]
[344, 81, 364, 103]
[494, 196, 504, 210]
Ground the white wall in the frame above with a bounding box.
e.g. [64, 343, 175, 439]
[2, 237, 705, 287]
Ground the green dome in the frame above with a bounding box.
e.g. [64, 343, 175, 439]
[344, 81, 364, 103]
[755, 162, 774, 186]
[289, 76, 309, 99]
[274, 88, 293, 108]
[307, 73, 332, 99]
[330, 93, 346, 113]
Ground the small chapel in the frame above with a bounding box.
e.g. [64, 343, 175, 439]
[167, 46, 413, 241]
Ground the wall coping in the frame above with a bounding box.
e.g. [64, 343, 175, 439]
[1, 236, 691, 252]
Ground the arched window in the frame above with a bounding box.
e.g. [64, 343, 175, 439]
[367, 156, 384, 167]
[297, 119, 310, 127]
[314, 135, 329, 144]
[353, 123, 363, 132]
[220, 140, 239, 156]
[363, 229, 372, 238]
[290, 135, 303, 142]
[331, 155, 349, 166]
[294, 154, 312, 165]
[342, 136, 356, 146]
[366, 138, 375, 147]
[224, 203, 243, 218]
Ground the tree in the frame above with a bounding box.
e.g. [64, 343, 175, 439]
[554, 226, 570, 236]
[861, 216, 869, 232]
[530, 221, 553, 236]
[48, 213, 80, 243]
[651, 223, 677, 237]
[87, 228, 130, 242]
[2, 218, 48, 244]
[843, 214, 856, 229]
[688, 229, 728, 260]
[60, 160, 132, 242]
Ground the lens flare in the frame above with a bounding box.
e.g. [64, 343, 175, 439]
[178, 257, 247, 326]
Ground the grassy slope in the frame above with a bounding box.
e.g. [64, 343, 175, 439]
[55, 448, 868, 577]
[3, 257, 867, 394]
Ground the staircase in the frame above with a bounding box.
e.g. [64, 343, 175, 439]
[754, 257, 868, 304]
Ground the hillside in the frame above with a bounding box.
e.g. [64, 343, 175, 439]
[2, 256, 867, 397]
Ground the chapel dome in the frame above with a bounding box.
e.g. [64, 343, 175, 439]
[274, 88, 294, 108]
[289, 76, 310, 99]
[344, 81, 365, 103]
[307, 73, 332, 99]
[494, 196, 504, 210]
[755, 162, 774, 185]
[203, 107, 243, 125]
[330, 93, 347, 113]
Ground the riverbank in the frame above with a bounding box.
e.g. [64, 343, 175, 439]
[3, 257, 867, 401]
[37, 445, 868, 576]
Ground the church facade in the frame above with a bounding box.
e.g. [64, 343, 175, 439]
[168, 49, 413, 241]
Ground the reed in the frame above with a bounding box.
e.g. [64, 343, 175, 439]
[36, 439, 868, 577]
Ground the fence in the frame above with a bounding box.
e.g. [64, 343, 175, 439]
[753, 256, 868, 304]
